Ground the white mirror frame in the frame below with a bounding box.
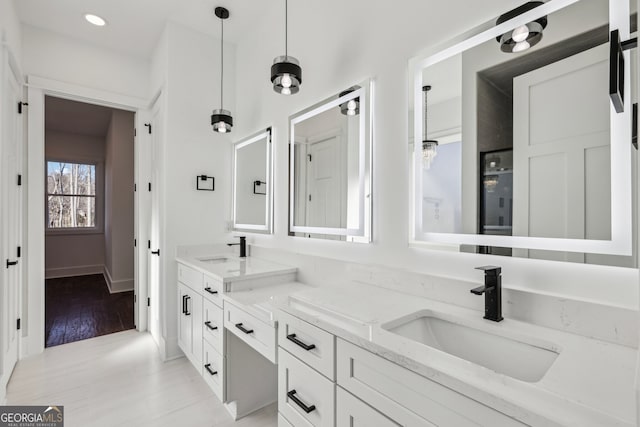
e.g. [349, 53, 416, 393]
[289, 79, 373, 239]
[411, 0, 633, 255]
[232, 128, 273, 233]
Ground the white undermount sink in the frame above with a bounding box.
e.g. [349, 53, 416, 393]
[197, 256, 230, 264]
[381, 310, 560, 382]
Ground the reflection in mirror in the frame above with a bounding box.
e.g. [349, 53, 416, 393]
[414, 0, 637, 266]
[289, 80, 372, 242]
[233, 129, 273, 233]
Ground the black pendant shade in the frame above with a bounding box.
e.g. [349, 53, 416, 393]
[212, 6, 233, 133]
[272, 0, 302, 95]
[496, 1, 547, 53]
[339, 87, 360, 116]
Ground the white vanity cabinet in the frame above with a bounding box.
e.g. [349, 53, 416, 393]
[177, 281, 203, 369]
[277, 311, 528, 427]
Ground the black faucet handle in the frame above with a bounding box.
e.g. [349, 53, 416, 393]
[475, 265, 501, 275]
[470, 285, 487, 295]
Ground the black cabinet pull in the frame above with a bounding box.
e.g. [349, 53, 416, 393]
[235, 323, 253, 334]
[287, 390, 316, 413]
[6, 260, 18, 268]
[286, 334, 316, 351]
[204, 363, 218, 376]
[151, 250, 160, 256]
[182, 295, 187, 314]
[185, 296, 191, 316]
[204, 321, 218, 331]
[204, 287, 218, 295]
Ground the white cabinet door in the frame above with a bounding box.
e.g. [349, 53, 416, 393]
[177, 282, 192, 358]
[336, 386, 401, 427]
[177, 282, 202, 368]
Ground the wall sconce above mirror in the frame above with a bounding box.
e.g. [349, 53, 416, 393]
[289, 79, 373, 242]
[410, 0, 637, 266]
[233, 128, 273, 233]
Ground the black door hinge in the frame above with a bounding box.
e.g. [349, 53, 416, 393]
[134, 128, 137, 137]
[134, 183, 137, 192]
[308, 154, 312, 162]
[147, 298, 150, 307]
[134, 294, 137, 303]
[148, 182, 151, 192]
[144, 123, 152, 134]
[17, 174, 22, 186]
[309, 194, 312, 202]
[134, 239, 137, 247]
[18, 102, 28, 114]
[17, 246, 21, 258]
[148, 240, 151, 249]
[16, 318, 20, 330]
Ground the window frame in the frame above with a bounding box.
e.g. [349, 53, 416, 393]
[45, 157, 104, 235]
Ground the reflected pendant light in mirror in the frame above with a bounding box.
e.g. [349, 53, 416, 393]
[496, 1, 547, 53]
[339, 87, 360, 116]
[211, 7, 233, 133]
[271, 0, 302, 95]
[422, 85, 438, 168]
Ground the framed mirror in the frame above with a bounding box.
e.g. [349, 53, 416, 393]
[411, 0, 637, 265]
[233, 128, 273, 233]
[289, 79, 373, 242]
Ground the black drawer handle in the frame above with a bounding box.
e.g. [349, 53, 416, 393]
[182, 295, 187, 314]
[204, 363, 218, 376]
[185, 296, 191, 316]
[6, 260, 18, 268]
[286, 334, 316, 351]
[204, 287, 218, 295]
[204, 321, 218, 331]
[235, 323, 254, 334]
[287, 390, 316, 413]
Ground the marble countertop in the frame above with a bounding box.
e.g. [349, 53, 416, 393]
[273, 282, 637, 427]
[176, 254, 297, 284]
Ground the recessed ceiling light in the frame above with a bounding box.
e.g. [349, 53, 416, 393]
[84, 14, 107, 27]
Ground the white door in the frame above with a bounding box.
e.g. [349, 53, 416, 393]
[305, 133, 346, 238]
[1, 51, 23, 391]
[147, 97, 163, 345]
[512, 44, 628, 264]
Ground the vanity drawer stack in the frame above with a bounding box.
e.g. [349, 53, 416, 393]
[277, 311, 336, 427]
[177, 263, 226, 402]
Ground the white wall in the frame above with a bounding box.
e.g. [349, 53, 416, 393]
[22, 25, 150, 100]
[0, 0, 22, 65]
[151, 22, 235, 358]
[104, 110, 135, 292]
[233, 0, 639, 308]
[44, 130, 105, 278]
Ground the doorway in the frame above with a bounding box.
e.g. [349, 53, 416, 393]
[44, 96, 135, 347]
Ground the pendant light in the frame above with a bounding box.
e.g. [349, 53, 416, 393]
[211, 7, 233, 133]
[271, 0, 302, 95]
[496, 1, 547, 53]
[422, 85, 438, 169]
[339, 87, 360, 116]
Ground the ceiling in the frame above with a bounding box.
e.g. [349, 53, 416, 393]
[45, 96, 115, 137]
[14, 0, 275, 59]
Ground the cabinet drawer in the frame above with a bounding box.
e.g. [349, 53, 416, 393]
[279, 349, 334, 427]
[337, 339, 526, 427]
[336, 386, 403, 427]
[203, 274, 223, 307]
[278, 311, 335, 380]
[225, 301, 276, 363]
[203, 299, 223, 352]
[178, 263, 203, 291]
[278, 413, 294, 427]
[202, 339, 225, 402]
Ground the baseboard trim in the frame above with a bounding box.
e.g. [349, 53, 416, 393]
[163, 336, 183, 362]
[103, 267, 134, 293]
[45, 264, 103, 279]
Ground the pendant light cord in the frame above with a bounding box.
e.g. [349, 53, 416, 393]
[285, 0, 288, 57]
[221, 16, 224, 108]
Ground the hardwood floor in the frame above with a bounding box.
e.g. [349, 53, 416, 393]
[6, 330, 277, 427]
[45, 274, 135, 347]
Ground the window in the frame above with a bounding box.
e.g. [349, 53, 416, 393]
[47, 161, 97, 229]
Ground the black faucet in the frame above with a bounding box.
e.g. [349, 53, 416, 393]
[470, 266, 503, 322]
[227, 236, 247, 258]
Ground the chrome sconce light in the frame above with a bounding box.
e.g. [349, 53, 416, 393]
[496, 1, 547, 53]
[271, 0, 302, 95]
[211, 6, 233, 133]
